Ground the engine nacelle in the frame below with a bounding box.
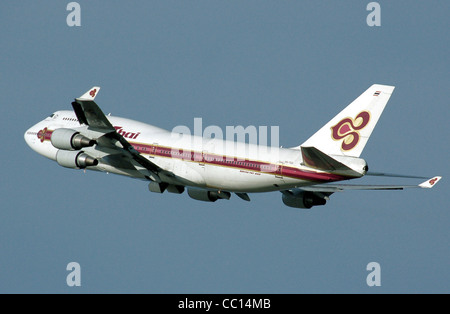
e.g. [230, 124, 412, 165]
[187, 188, 231, 202]
[51, 128, 96, 150]
[56, 150, 98, 169]
[282, 191, 327, 209]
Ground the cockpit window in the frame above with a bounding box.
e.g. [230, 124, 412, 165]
[45, 113, 58, 121]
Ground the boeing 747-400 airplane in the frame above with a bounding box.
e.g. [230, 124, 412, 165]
[24, 85, 441, 208]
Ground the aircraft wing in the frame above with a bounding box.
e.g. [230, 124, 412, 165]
[298, 176, 442, 193]
[71, 86, 166, 182]
[72, 86, 115, 131]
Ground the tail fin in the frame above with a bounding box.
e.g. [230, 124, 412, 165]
[300, 84, 395, 157]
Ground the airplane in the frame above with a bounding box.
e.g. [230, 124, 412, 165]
[24, 84, 441, 209]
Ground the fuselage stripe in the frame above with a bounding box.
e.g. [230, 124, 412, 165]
[129, 141, 348, 182]
[38, 127, 349, 183]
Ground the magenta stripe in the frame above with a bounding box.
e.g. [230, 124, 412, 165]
[130, 142, 349, 182]
[37, 129, 347, 182]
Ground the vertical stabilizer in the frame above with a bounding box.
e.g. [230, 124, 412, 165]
[300, 84, 395, 157]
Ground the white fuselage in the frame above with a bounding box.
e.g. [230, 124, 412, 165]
[25, 110, 352, 193]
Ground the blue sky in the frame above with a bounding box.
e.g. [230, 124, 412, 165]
[1, 1, 449, 293]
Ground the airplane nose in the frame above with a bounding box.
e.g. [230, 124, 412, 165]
[24, 122, 58, 160]
[24, 126, 38, 148]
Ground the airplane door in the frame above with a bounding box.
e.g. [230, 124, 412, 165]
[201, 141, 216, 182]
[149, 143, 158, 159]
[200, 150, 207, 169]
[202, 141, 215, 170]
[275, 164, 285, 183]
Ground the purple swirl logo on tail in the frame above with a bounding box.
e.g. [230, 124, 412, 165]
[331, 111, 371, 151]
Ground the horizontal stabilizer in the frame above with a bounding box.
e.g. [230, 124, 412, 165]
[366, 172, 428, 179]
[302, 146, 350, 171]
[301, 146, 364, 177]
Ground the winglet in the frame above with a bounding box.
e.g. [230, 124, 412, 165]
[77, 86, 101, 101]
[419, 176, 442, 188]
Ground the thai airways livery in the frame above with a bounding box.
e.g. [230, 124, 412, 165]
[24, 85, 441, 208]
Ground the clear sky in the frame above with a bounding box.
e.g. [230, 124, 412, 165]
[1, 1, 449, 293]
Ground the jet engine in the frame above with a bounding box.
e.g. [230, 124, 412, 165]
[56, 150, 98, 169]
[51, 128, 96, 150]
[282, 191, 327, 209]
[187, 188, 231, 202]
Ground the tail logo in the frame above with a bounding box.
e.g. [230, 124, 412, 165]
[331, 111, 371, 151]
[89, 89, 97, 97]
